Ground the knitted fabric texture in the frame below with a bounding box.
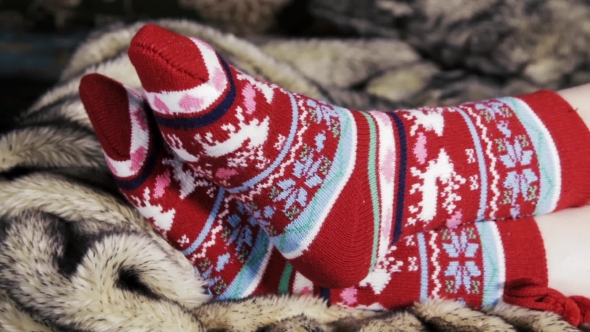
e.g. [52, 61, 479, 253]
[126, 25, 590, 288]
[80, 71, 551, 313]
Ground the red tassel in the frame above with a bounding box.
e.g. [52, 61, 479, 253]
[504, 278, 590, 327]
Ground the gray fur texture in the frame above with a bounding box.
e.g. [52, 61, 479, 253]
[308, 0, 590, 100]
[0, 19, 587, 331]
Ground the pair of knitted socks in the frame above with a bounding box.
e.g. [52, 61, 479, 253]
[79, 25, 590, 310]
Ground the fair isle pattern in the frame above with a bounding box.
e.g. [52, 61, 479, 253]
[181, 187, 225, 258]
[181, 187, 274, 298]
[386, 96, 546, 241]
[463, 105, 501, 220]
[439, 226, 484, 303]
[458, 98, 542, 221]
[326, 218, 543, 311]
[130, 26, 394, 285]
[219, 228, 273, 299]
[498, 97, 561, 215]
[229, 91, 302, 209]
[59, 24, 590, 322]
[128, 26, 574, 287]
[226, 91, 299, 195]
[452, 106, 489, 222]
[147, 81, 552, 287]
[270, 102, 357, 259]
[80, 75, 291, 302]
[388, 107, 471, 239]
[117, 143, 278, 301]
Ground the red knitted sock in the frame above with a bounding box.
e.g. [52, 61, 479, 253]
[79, 74, 569, 316]
[127, 24, 590, 288]
[322, 216, 548, 311]
[79, 73, 292, 299]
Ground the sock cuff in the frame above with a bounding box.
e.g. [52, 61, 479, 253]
[497, 217, 548, 287]
[516, 90, 590, 210]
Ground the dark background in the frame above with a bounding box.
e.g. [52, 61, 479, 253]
[0, 0, 349, 116]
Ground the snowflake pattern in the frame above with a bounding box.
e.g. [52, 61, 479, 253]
[223, 202, 259, 262]
[244, 202, 277, 236]
[269, 131, 331, 221]
[442, 228, 482, 294]
[305, 99, 341, 137]
[499, 137, 533, 169]
[475, 100, 513, 123]
[469, 98, 540, 220]
[498, 136, 538, 210]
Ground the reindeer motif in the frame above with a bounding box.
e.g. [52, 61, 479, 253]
[359, 245, 404, 294]
[403, 108, 445, 137]
[131, 187, 176, 233]
[196, 106, 270, 159]
[162, 155, 212, 199]
[409, 149, 463, 223]
[165, 134, 200, 163]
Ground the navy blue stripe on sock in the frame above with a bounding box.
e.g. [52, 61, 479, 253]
[154, 56, 236, 129]
[319, 287, 331, 306]
[387, 112, 407, 244]
[115, 124, 161, 191]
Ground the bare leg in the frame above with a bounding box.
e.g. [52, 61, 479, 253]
[536, 205, 590, 296]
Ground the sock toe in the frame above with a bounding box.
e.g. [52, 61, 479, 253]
[79, 73, 133, 160]
[128, 24, 211, 93]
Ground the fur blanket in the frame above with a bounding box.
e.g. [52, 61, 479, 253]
[308, 0, 590, 89]
[5, 0, 590, 106]
[0, 19, 588, 331]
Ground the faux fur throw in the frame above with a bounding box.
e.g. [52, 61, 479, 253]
[308, 0, 590, 91]
[0, 19, 587, 331]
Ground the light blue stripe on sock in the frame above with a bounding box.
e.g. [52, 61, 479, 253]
[417, 233, 429, 301]
[271, 107, 356, 257]
[476, 221, 505, 306]
[218, 230, 272, 300]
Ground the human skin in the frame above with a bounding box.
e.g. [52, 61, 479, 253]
[539, 84, 590, 296]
